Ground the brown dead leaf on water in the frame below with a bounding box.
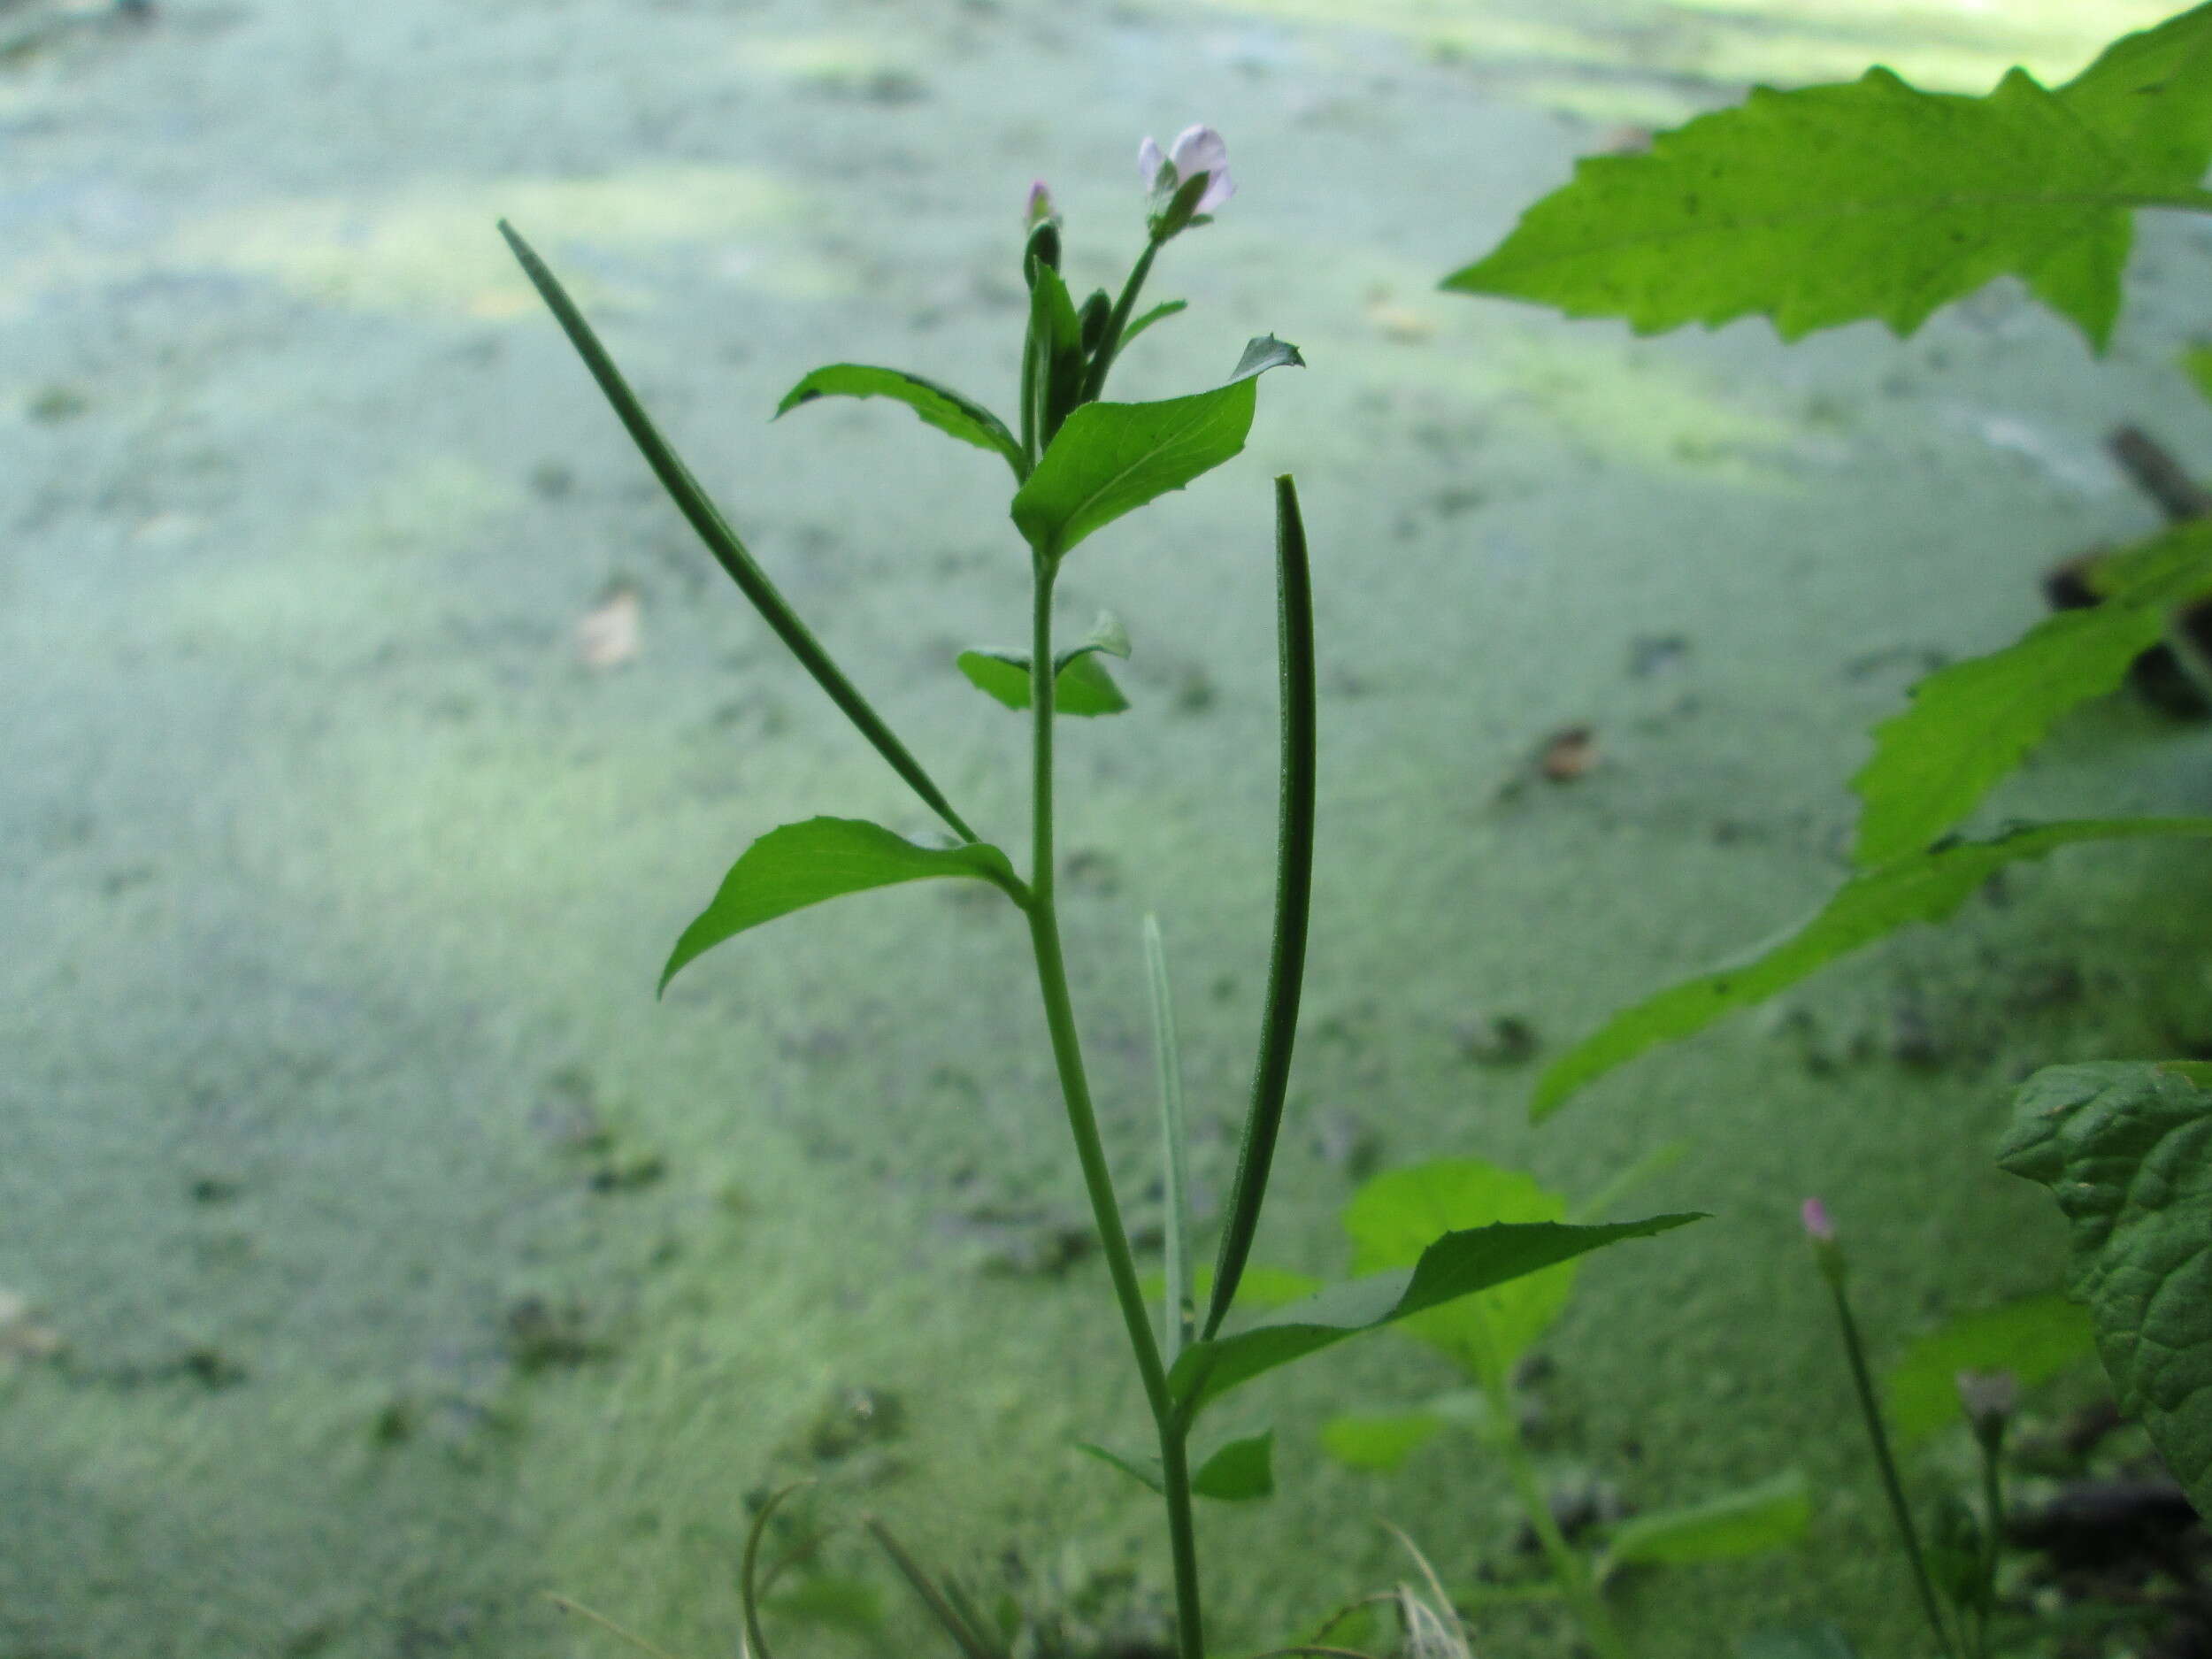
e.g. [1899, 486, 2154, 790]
[1538, 724, 1599, 781]
[577, 584, 641, 670]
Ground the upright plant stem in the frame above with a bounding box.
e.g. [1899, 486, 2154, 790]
[1823, 1278, 1957, 1659]
[1486, 1379, 1628, 1659]
[1021, 551, 1205, 1659]
[1079, 237, 1162, 403]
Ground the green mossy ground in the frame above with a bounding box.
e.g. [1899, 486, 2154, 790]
[2, 1, 2209, 1655]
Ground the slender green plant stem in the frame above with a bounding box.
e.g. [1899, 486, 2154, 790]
[1203, 477, 1317, 1339]
[1971, 1425, 2006, 1659]
[1021, 552, 1204, 1659]
[1486, 1381, 1628, 1659]
[863, 1517, 1005, 1659]
[1145, 914, 1195, 1362]
[1079, 237, 1162, 403]
[1824, 1278, 1957, 1659]
[498, 221, 979, 845]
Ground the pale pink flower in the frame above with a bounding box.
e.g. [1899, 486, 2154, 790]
[1800, 1197, 1834, 1242]
[1025, 180, 1055, 227]
[1138, 125, 1236, 214]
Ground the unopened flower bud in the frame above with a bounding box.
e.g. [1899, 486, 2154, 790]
[1801, 1196, 1846, 1286]
[1956, 1368, 2016, 1453]
[1025, 180, 1055, 229]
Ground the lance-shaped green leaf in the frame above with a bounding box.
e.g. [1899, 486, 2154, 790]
[1074, 1431, 1275, 1502]
[1342, 1159, 1577, 1388]
[1533, 818, 2212, 1118]
[1010, 336, 1302, 557]
[1319, 1411, 1444, 1472]
[662, 817, 1021, 993]
[776, 365, 1025, 480]
[1166, 1213, 1701, 1419]
[1121, 299, 1187, 351]
[1595, 1470, 1809, 1578]
[1443, 39, 2212, 349]
[1852, 520, 2212, 866]
[1885, 1293, 2095, 1446]
[1998, 1060, 2212, 1516]
[956, 612, 1133, 717]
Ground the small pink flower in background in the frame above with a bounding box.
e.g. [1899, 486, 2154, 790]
[1025, 180, 1055, 227]
[1139, 125, 1236, 214]
[1800, 1197, 1834, 1242]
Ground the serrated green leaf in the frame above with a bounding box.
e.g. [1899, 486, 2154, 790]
[1885, 1294, 2096, 1446]
[775, 365, 1024, 479]
[2058, 4, 2212, 193]
[2184, 343, 2212, 408]
[1010, 337, 1302, 557]
[1343, 1160, 1576, 1387]
[955, 649, 1129, 716]
[1192, 1431, 1275, 1501]
[1445, 62, 2193, 349]
[1166, 1212, 1701, 1419]
[1533, 818, 2212, 1117]
[662, 818, 1020, 992]
[1318, 1411, 1444, 1472]
[1852, 520, 2212, 866]
[1597, 1470, 1809, 1574]
[1998, 1060, 2212, 1515]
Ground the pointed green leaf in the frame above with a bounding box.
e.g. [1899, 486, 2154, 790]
[1343, 1160, 1577, 1387]
[1319, 1411, 1444, 1472]
[1121, 299, 1187, 349]
[776, 365, 1024, 480]
[955, 649, 1129, 716]
[662, 818, 1020, 992]
[1191, 1431, 1275, 1501]
[1533, 818, 2212, 1117]
[1444, 60, 2196, 349]
[1597, 1470, 1809, 1574]
[1852, 520, 2212, 867]
[1885, 1294, 2096, 1446]
[1010, 337, 1302, 557]
[1073, 1440, 1164, 1495]
[2058, 4, 2212, 194]
[1999, 1060, 2212, 1515]
[1167, 1213, 1701, 1419]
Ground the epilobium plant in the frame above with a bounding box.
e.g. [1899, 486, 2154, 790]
[501, 132, 1698, 1659]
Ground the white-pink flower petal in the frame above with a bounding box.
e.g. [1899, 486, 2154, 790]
[1194, 169, 1235, 214]
[1168, 125, 1228, 179]
[1139, 135, 1167, 182]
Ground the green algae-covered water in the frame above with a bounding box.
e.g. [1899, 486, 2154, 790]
[4, 1, 2209, 1655]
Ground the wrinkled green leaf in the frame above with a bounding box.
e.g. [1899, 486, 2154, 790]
[1010, 336, 1302, 557]
[1533, 818, 2212, 1117]
[1736, 1624, 1858, 1659]
[663, 818, 1021, 992]
[1343, 1160, 1576, 1387]
[1167, 1212, 1701, 1418]
[1999, 1060, 2212, 1514]
[1597, 1470, 1809, 1575]
[956, 650, 1129, 716]
[2058, 3, 2212, 193]
[1318, 1411, 1444, 1472]
[1852, 521, 2212, 866]
[1192, 1431, 1275, 1501]
[1886, 1293, 2096, 1446]
[1444, 35, 2212, 349]
[775, 365, 1024, 479]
